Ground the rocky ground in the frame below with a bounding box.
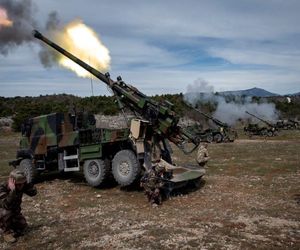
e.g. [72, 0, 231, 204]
[0, 131, 299, 249]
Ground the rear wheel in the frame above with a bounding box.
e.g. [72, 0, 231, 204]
[260, 129, 267, 136]
[18, 159, 37, 183]
[83, 159, 110, 187]
[267, 130, 274, 137]
[112, 150, 141, 187]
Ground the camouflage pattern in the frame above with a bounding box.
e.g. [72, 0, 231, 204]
[32, 30, 206, 190]
[9, 170, 26, 184]
[12, 111, 130, 175]
[20, 112, 130, 154]
[0, 181, 37, 234]
[196, 144, 209, 167]
[140, 164, 166, 205]
[33, 30, 200, 154]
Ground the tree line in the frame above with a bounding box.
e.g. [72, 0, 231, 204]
[0, 94, 299, 131]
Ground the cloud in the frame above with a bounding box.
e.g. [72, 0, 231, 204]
[0, 0, 300, 97]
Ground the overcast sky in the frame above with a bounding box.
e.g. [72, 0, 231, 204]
[0, 0, 299, 97]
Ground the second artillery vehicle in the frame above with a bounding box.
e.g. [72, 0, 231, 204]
[244, 111, 277, 137]
[9, 30, 205, 190]
[190, 107, 237, 143]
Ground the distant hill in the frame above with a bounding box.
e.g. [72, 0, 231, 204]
[219, 87, 279, 97]
[290, 92, 300, 96]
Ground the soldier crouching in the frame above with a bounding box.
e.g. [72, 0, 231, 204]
[196, 143, 209, 168]
[140, 161, 166, 206]
[0, 169, 37, 243]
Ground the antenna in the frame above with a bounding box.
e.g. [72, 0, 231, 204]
[90, 75, 94, 96]
[89, 56, 94, 96]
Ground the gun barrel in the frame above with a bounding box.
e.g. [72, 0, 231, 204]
[33, 29, 199, 153]
[190, 105, 227, 127]
[33, 30, 111, 86]
[245, 111, 273, 127]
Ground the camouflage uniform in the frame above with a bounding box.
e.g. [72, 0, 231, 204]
[140, 163, 166, 205]
[196, 144, 209, 167]
[0, 170, 37, 239]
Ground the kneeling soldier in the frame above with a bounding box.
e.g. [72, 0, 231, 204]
[0, 169, 37, 243]
[196, 143, 209, 168]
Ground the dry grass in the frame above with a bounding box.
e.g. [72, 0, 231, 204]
[0, 131, 299, 249]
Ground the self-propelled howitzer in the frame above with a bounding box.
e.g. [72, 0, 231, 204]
[33, 30, 198, 154]
[189, 105, 237, 142]
[244, 111, 277, 137]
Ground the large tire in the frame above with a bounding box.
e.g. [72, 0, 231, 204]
[214, 133, 223, 143]
[83, 159, 110, 187]
[267, 130, 274, 137]
[112, 150, 141, 187]
[18, 159, 37, 183]
[206, 134, 213, 143]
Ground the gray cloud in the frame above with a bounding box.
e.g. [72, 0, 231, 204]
[0, 0, 37, 55]
[0, 0, 300, 96]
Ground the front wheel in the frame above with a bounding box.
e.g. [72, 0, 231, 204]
[18, 159, 37, 183]
[214, 133, 223, 143]
[112, 150, 141, 187]
[206, 134, 213, 143]
[83, 159, 110, 187]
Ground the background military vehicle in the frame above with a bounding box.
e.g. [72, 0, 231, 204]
[275, 119, 299, 130]
[9, 30, 206, 190]
[244, 111, 277, 137]
[189, 107, 237, 143]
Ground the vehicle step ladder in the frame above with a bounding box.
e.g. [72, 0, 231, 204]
[36, 159, 46, 170]
[63, 149, 80, 172]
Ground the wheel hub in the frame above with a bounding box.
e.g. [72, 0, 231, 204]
[88, 162, 99, 177]
[119, 161, 130, 176]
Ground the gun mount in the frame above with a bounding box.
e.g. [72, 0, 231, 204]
[33, 30, 199, 155]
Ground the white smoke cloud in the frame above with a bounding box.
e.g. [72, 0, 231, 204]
[184, 78, 279, 126]
[213, 99, 279, 125]
[184, 78, 215, 105]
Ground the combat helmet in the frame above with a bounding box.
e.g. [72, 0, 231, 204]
[9, 169, 27, 184]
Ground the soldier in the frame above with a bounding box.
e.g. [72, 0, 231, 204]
[196, 143, 209, 168]
[140, 160, 166, 206]
[0, 169, 37, 243]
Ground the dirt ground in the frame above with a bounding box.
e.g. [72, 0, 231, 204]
[0, 131, 299, 249]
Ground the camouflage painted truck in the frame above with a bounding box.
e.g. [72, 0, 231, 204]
[10, 112, 133, 186]
[10, 30, 205, 190]
[244, 111, 278, 137]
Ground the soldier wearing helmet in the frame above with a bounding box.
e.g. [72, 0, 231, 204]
[140, 146, 168, 206]
[0, 169, 37, 243]
[196, 143, 209, 168]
